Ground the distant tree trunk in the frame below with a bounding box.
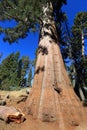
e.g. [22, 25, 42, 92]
[79, 87, 85, 101]
[25, 2, 86, 128]
[82, 30, 84, 57]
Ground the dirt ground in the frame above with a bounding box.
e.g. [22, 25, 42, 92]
[0, 88, 87, 130]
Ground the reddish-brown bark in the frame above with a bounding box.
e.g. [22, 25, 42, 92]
[25, 3, 86, 129]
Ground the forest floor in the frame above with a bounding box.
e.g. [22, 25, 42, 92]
[0, 88, 87, 130]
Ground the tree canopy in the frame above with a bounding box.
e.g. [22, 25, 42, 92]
[0, 0, 66, 43]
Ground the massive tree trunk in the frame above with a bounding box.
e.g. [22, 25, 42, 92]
[25, 2, 86, 128]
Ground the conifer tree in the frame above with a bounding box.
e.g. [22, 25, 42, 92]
[20, 56, 30, 87]
[0, 52, 31, 90]
[0, 52, 20, 90]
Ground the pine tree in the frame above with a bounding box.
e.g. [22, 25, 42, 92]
[0, 0, 86, 128]
[0, 52, 20, 90]
[0, 52, 31, 90]
[20, 56, 30, 87]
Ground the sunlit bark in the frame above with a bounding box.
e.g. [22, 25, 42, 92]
[25, 2, 86, 128]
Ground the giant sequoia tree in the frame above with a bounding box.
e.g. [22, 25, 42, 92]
[0, 0, 86, 129]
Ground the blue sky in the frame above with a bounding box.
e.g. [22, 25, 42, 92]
[62, 0, 87, 26]
[0, 32, 39, 61]
[0, 0, 87, 62]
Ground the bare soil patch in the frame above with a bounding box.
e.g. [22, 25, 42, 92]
[0, 88, 87, 130]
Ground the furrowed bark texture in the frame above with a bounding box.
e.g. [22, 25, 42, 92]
[25, 2, 86, 129]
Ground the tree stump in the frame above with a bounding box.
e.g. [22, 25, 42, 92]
[0, 106, 25, 123]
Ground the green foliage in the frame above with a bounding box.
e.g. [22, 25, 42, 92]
[0, 52, 20, 90]
[0, 0, 67, 43]
[58, 14, 71, 60]
[0, 52, 32, 90]
[20, 56, 30, 87]
[71, 12, 87, 62]
[71, 12, 87, 89]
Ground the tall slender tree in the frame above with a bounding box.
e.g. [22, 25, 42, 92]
[0, 0, 86, 128]
[20, 56, 30, 87]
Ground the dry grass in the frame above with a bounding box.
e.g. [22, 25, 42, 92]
[75, 121, 87, 130]
[0, 88, 31, 98]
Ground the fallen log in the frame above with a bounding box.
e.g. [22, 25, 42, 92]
[0, 106, 25, 123]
